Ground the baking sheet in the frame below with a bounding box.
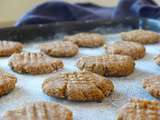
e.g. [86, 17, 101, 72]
[0, 33, 160, 120]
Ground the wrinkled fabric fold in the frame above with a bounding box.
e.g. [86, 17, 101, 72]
[16, 0, 159, 26]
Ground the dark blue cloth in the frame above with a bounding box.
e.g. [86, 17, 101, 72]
[16, 0, 160, 26]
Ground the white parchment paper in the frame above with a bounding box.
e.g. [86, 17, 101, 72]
[0, 34, 159, 120]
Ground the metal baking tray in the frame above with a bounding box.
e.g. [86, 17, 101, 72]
[0, 18, 160, 41]
[0, 18, 160, 120]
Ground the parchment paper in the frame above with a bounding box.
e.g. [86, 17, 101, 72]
[0, 34, 159, 120]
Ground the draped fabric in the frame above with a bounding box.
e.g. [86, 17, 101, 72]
[16, 0, 160, 26]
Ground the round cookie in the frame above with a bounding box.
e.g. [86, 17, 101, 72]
[105, 41, 145, 60]
[154, 54, 160, 66]
[117, 99, 160, 120]
[0, 40, 23, 57]
[0, 69, 17, 96]
[40, 41, 79, 57]
[1, 101, 73, 120]
[121, 29, 160, 44]
[42, 71, 114, 101]
[76, 55, 135, 77]
[143, 76, 160, 98]
[64, 32, 104, 47]
[9, 52, 63, 75]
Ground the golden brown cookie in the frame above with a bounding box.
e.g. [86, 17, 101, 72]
[1, 101, 73, 120]
[64, 33, 104, 47]
[0, 40, 23, 57]
[0, 69, 17, 96]
[76, 55, 135, 77]
[154, 54, 160, 66]
[105, 41, 145, 60]
[143, 76, 160, 98]
[40, 41, 79, 57]
[42, 71, 114, 101]
[117, 99, 160, 120]
[9, 52, 63, 75]
[121, 29, 160, 44]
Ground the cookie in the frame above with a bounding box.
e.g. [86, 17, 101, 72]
[76, 55, 135, 77]
[64, 33, 104, 47]
[0, 40, 23, 57]
[0, 69, 17, 96]
[42, 71, 114, 101]
[105, 41, 145, 60]
[40, 41, 79, 57]
[154, 54, 160, 65]
[9, 52, 63, 75]
[1, 101, 72, 120]
[117, 99, 160, 120]
[143, 76, 160, 98]
[121, 29, 160, 44]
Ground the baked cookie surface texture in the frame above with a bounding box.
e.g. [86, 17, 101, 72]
[40, 41, 79, 57]
[1, 101, 73, 120]
[0, 40, 23, 57]
[154, 54, 160, 66]
[9, 52, 63, 75]
[0, 69, 17, 96]
[76, 55, 135, 76]
[42, 71, 114, 101]
[105, 41, 145, 60]
[121, 29, 159, 44]
[64, 33, 104, 47]
[117, 99, 160, 120]
[143, 76, 160, 98]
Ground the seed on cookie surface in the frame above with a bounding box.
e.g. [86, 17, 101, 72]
[76, 55, 135, 77]
[9, 52, 63, 75]
[42, 71, 114, 101]
[1, 101, 73, 120]
[0, 40, 23, 57]
[121, 29, 160, 44]
[117, 99, 160, 120]
[0, 69, 17, 96]
[40, 41, 79, 57]
[143, 76, 160, 98]
[105, 41, 145, 60]
[64, 32, 104, 47]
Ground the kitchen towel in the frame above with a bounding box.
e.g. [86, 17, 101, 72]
[16, 0, 160, 26]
